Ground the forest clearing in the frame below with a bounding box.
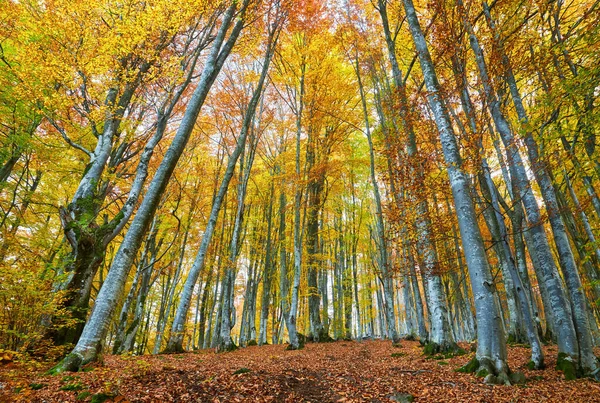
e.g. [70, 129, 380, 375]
[2, 340, 600, 402]
[1, 0, 600, 401]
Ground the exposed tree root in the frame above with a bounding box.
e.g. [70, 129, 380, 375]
[456, 356, 525, 385]
[307, 329, 335, 343]
[285, 333, 306, 350]
[48, 343, 103, 374]
[423, 341, 465, 358]
[47, 353, 83, 375]
[161, 341, 185, 354]
[216, 338, 238, 353]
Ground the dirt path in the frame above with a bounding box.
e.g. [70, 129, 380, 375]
[1, 340, 600, 402]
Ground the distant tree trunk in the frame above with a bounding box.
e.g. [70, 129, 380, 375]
[277, 167, 295, 347]
[343, 233, 353, 340]
[259, 182, 276, 345]
[217, 21, 281, 352]
[305, 132, 327, 341]
[239, 246, 256, 346]
[564, 172, 600, 274]
[354, 57, 400, 345]
[287, 59, 306, 351]
[152, 211, 190, 354]
[204, 254, 224, 350]
[348, 169, 363, 338]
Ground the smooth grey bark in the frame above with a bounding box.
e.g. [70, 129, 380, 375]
[490, 133, 547, 340]
[286, 57, 306, 351]
[217, 136, 259, 352]
[165, 7, 277, 353]
[483, 2, 597, 372]
[456, 0, 581, 371]
[448, 209, 476, 341]
[119, 233, 158, 354]
[204, 254, 224, 349]
[402, 0, 509, 377]
[467, 0, 595, 373]
[348, 169, 363, 338]
[353, 57, 400, 345]
[51, 3, 249, 372]
[560, 138, 600, 220]
[240, 234, 260, 346]
[402, 273, 417, 338]
[323, 257, 331, 336]
[52, 25, 209, 343]
[216, 18, 281, 352]
[196, 250, 216, 350]
[479, 168, 544, 367]
[557, 175, 600, 310]
[375, 277, 387, 338]
[153, 218, 190, 354]
[377, 0, 454, 350]
[277, 170, 296, 347]
[305, 132, 330, 341]
[343, 238, 353, 340]
[564, 171, 600, 268]
[112, 245, 145, 354]
[53, 81, 142, 346]
[445, 29, 541, 362]
[112, 216, 159, 354]
[408, 250, 429, 342]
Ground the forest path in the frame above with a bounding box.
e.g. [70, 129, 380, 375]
[2, 340, 600, 402]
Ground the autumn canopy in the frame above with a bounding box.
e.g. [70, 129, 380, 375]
[1, 0, 600, 400]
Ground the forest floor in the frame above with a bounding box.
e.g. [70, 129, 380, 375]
[1, 339, 600, 402]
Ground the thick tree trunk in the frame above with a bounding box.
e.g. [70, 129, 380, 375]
[377, 0, 454, 351]
[51, 3, 248, 372]
[402, 0, 510, 380]
[490, 12, 598, 372]
[472, 0, 597, 374]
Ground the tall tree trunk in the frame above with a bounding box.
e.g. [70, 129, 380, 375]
[51, 3, 249, 372]
[377, 0, 454, 351]
[402, 0, 510, 380]
[217, 20, 281, 352]
[484, 2, 597, 374]
[287, 58, 306, 351]
[354, 57, 400, 345]
[258, 182, 276, 345]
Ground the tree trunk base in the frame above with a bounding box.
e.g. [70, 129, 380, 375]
[48, 347, 102, 375]
[423, 341, 465, 358]
[456, 356, 523, 385]
[556, 352, 579, 380]
[47, 353, 84, 374]
[285, 333, 305, 350]
[307, 329, 334, 343]
[217, 338, 238, 353]
[526, 358, 545, 370]
[402, 333, 417, 342]
[506, 331, 529, 345]
[162, 337, 185, 354]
